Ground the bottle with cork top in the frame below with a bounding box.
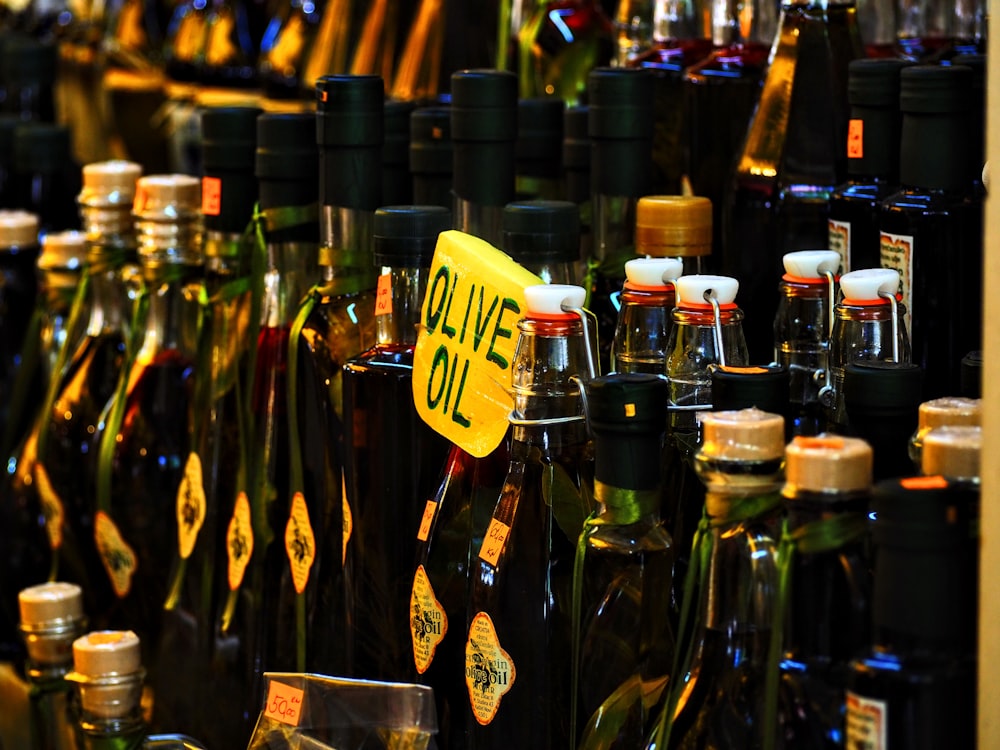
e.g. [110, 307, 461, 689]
[648, 407, 785, 750]
[19, 581, 88, 750]
[773, 250, 841, 437]
[66, 630, 207, 749]
[610, 256, 682, 374]
[909, 396, 981, 470]
[765, 436, 874, 750]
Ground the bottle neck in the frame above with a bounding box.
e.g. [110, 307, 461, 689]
[653, 0, 703, 43]
[592, 192, 638, 265]
[262, 239, 319, 329]
[87, 267, 136, 338]
[454, 196, 505, 248]
[710, 0, 778, 46]
[135, 263, 203, 364]
[203, 230, 251, 289]
[75, 671, 147, 750]
[319, 205, 376, 293]
[82, 204, 138, 248]
[375, 265, 429, 347]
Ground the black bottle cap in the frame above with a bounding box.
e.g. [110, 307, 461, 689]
[588, 373, 667, 491]
[899, 65, 972, 191]
[587, 67, 653, 197]
[848, 58, 910, 107]
[201, 107, 260, 233]
[710, 365, 791, 414]
[847, 59, 908, 180]
[503, 200, 580, 263]
[255, 113, 318, 215]
[0, 115, 20, 166]
[373, 205, 451, 267]
[960, 350, 982, 399]
[383, 99, 416, 205]
[516, 97, 564, 178]
[563, 105, 590, 170]
[900, 64, 972, 114]
[3, 37, 56, 85]
[13, 123, 69, 174]
[410, 107, 452, 175]
[315, 75, 384, 147]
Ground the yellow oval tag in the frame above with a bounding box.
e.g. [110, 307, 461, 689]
[176, 452, 207, 559]
[411, 565, 448, 674]
[285, 492, 316, 594]
[34, 462, 65, 551]
[227, 491, 254, 591]
[465, 611, 516, 725]
[94, 511, 137, 598]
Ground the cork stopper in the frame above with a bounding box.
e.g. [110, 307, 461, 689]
[69, 631, 144, 719]
[79, 160, 142, 208]
[133, 174, 201, 219]
[524, 284, 586, 316]
[698, 408, 786, 462]
[0, 210, 38, 249]
[784, 435, 873, 494]
[917, 397, 981, 431]
[921, 425, 981, 480]
[19, 582, 86, 666]
[39, 230, 85, 271]
[634, 195, 712, 257]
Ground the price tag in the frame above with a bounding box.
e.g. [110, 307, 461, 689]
[375, 273, 393, 316]
[479, 519, 510, 567]
[847, 119, 864, 159]
[417, 500, 437, 542]
[413, 230, 542, 457]
[201, 176, 222, 216]
[264, 680, 304, 726]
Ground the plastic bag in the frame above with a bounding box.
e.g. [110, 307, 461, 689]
[246, 673, 438, 750]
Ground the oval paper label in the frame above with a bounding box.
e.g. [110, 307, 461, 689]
[285, 492, 315, 594]
[227, 491, 254, 591]
[176, 452, 207, 559]
[465, 611, 516, 725]
[95, 511, 137, 598]
[411, 565, 447, 674]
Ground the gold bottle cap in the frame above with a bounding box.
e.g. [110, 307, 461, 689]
[18, 582, 84, 632]
[784, 435, 873, 493]
[70, 631, 143, 719]
[39, 230, 86, 271]
[0, 211, 38, 249]
[921, 425, 981, 480]
[698, 407, 786, 462]
[917, 397, 982, 430]
[79, 160, 142, 208]
[133, 174, 201, 218]
[635, 195, 712, 258]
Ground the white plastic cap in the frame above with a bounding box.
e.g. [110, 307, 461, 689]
[625, 257, 683, 287]
[524, 284, 587, 315]
[675, 274, 739, 306]
[783, 250, 841, 278]
[840, 268, 899, 301]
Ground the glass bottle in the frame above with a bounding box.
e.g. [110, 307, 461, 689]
[855, 0, 897, 57]
[773, 250, 841, 436]
[767, 435, 873, 750]
[879, 64, 980, 401]
[343, 206, 453, 683]
[610, 257, 682, 374]
[662, 274, 749, 582]
[66, 630, 208, 750]
[450, 69, 517, 248]
[647, 407, 784, 750]
[162, 0, 210, 85]
[828, 59, 909, 273]
[19, 582, 87, 750]
[516, 0, 614, 107]
[257, 0, 323, 100]
[199, 0, 259, 88]
[723, 0, 863, 364]
[35, 232, 87, 384]
[1, 37, 57, 122]
[574, 373, 674, 750]
[382, 99, 415, 206]
[92, 174, 204, 692]
[613, 0, 654, 65]
[151, 108, 259, 748]
[822, 267, 911, 434]
[465, 283, 594, 750]
[410, 106, 453, 209]
[501, 199, 580, 283]
[908, 396, 980, 470]
[846, 427, 980, 749]
[515, 97, 564, 202]
[289, 75, 383, 678]
[587, 67, 654, 373]
[11, 123, 82, 234]
[390, 0, 446, 102]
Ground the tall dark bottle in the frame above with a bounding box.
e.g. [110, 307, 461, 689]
[878, 64, 980, 400]
[767, 436, 873, 749]
[92, 175, 204, 695]
[343, 206, 452, 683]
[11, 124, 81, 234]
[515, 98, 564, 201]
[828, 58, 909, 272]
[501, 200, 580, 283]
[574, 374, 674, 750]
[723, 0, 863, 363]
[466, 284, 593, 750]
[410, 107, 453, 209]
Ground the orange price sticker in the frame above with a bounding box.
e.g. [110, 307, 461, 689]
[479, 518, 510, 567]
[847, 119, 864, 159]
[201, 176, 222, 216]
[264, 680, 304, 726]
[375, 273, 393, 316]
[417, 500, 437, 542]
[793, 436, 845, 451]
[900, 475, 949, 490]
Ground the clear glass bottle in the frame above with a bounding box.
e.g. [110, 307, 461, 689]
[610, 256, 682, 374]
[908, 396, 981, 470]
[647, 407, 784, 750]
[92, 175, 204, 697]
[773, 250, 841, 436]
[828, 59, 909, 273]
[768, 436, 873, 749]
[822, 267, 910, 434]
[19, 582, 87, 750]
[343, 206, 453, 683]
[574, 373, 674, 750]
[723, 0, 863, 363]
[501, 200, 580, 283]
[66, 630, 208, 750]
[613, 0, 654, 65]
[465, 284, 594, 750]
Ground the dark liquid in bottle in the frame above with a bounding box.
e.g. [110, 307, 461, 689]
[828, 180, 896, 272]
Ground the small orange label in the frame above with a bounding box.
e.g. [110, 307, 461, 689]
[900, 475, 949, 490]
[95, 511, 137, 598]
[793, 436, 846, 450]
[847, 119, 864, 159]
[264, 680, 304, 726]
[285, 492, 316, 594]
[466, 612, 516, 725]
[417, 500, 437, 542]
[227, 492, 254, 591]
[375, 273, 393, 316]
[34, 463, 64, 550]
[411, 565, 448, 673]
[201, 176, 222, 217]
[176, 452, 206, 559]
[479, 519, 510, 568]
[719, 366, 771, 374]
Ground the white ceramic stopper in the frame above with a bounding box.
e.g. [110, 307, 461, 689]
[840, 268, 899, 301]
[625, 257, 684, 287]
[524, 284, 587, 315]
[675, 274, 739, 306]
[783, 250, 841, 278]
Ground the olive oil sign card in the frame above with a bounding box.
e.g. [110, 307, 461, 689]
[413, 230, 542, 457]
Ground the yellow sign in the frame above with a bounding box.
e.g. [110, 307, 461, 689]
[413, 230, 542, 457]
[411, 565, 447, 674]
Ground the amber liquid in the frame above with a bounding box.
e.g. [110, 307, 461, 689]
[343, 343, 451, 682]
